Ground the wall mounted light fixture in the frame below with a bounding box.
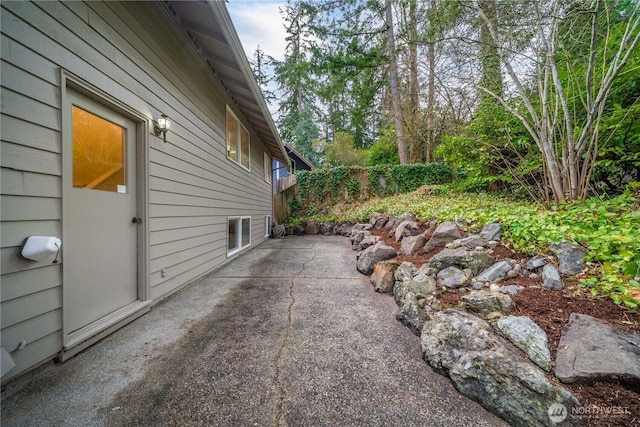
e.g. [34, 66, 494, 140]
[154, 114, 172, 142]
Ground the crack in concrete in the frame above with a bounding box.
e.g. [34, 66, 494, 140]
[274, 278, 295, 426]
[274, 245, 316, 426]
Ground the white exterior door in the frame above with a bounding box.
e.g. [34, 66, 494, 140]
[63, 90, 139, 337]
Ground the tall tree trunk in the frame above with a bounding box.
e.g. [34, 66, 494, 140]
[408, 0, 420, 162]
[425, 40, 435, 163]
[385, 0, 409, 164]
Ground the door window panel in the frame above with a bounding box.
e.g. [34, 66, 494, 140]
[72, 106, 126, 192]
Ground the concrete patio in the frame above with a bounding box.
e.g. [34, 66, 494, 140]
[1, 235, 506, 426]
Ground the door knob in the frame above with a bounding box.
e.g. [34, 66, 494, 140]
[132, 217, 142, 223]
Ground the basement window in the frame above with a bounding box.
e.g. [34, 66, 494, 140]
[228, 216, 251, 255]
[264, 215, 272, 238]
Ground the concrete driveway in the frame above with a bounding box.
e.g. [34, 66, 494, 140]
[1, 235, 506, 426]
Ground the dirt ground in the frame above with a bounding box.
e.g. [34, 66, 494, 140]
[369, 225, 640, 427]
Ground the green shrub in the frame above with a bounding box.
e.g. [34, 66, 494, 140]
[289, 185, 640, 308]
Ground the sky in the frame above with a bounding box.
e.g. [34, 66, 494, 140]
[226, 0, 288, 114]
[226, 0, 288, 63]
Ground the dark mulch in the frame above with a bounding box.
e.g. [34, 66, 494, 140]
[369, 221, 640, 427]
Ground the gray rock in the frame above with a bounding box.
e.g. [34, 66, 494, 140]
[550, 243, 586, 276]
[370, 261, 399, 294]
[305, 220, 321, 235]
[351, 230, 372, 251]
[461, 290, 513, 316]
[416, 264, 438, 277]
[423, 221, 461, 252]
[456, 235, 490, 250]
[526, 256, 548, 271]
[497, 316, 552, 371]
[480, 222, 502, 241]
[400, 234, 427, 255]
[385, 214, 398, 229]
[427, 248, 495, 275]
[556, 313, 640, 386]
[394, 274, 436, 336]
[394, 220, 421, 242]
[472, 282, 485, 290]
[394, 273, 437, 305]
[370, 212, 389, 229]
[395, 292, 424, 336]
[389, 213, 417, 230]
[421, 309, 580, 427]
[476, 261, 513, 283]
[320, 222, 335, 235]
[541, 264, 562, 290]
[436, 266, 471, 288]
[394, 261, 418, 283]
[356, 242, 397, 275]
[357, 235, 380, 251]
[495, 285, 524, 296]
[506, 270, 518, 279]
[349, 223, 371, 239]
[292, 225, 305, 236]
[334, 223, 355, 237]
[412, 273, 437, 295]
[529, 273, 539, 280]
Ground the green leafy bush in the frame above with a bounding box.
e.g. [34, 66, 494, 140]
[289, 184, 640, 308]
[295, 163, 453, 214]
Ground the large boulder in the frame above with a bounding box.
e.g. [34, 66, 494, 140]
[400, 234, 427, 255]
[549, 243, 586, 276]
[496, 316, 552, 371]
[423, 221, 461, 252]
[370, 261, 399, 294]
[421, 309, 580, 427]
[356, 242, 397, 275]
[480, 222, 502, 241]
[394, 273, 436, 336]
[305, 220, 321, 235]
[555, 313, 640, 387]
[334, 223, 355, 237]
[427, 247, 495, 275]
[461, 290, 513, 316]
[436, 266, 471, 288]
[320, 222, 335, 236]
[476, 261, 513, 283]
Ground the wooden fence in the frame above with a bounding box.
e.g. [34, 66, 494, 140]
[275, 174, 297, 194]
[274, 181, 299, 223]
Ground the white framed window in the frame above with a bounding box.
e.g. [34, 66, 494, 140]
[228, 216, 251, 255]
[264, 215, 272, 238]
[226, 107, 250, 170]
[263, 152, 272, 183]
